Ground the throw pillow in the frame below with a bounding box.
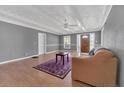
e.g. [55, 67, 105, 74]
[89, 48, 95, 56]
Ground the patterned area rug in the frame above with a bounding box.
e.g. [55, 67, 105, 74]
[33, 57, 71, 79]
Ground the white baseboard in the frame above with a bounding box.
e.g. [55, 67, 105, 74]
[0, 50, 59, 65]
[0, 50, 73, 65]
[0, 54, 39, 65]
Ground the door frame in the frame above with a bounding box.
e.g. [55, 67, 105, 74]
[38, 33, 46, 55]
[81, 33, 90, 53]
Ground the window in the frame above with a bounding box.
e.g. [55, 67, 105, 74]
[77, 34, 81, 52]
[63, 36, 71, 49]
[90, 33, 95, 50]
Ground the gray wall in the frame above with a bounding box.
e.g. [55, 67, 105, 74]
[59, 34, 77, 51]
[46, 33, 59, 52]
[102, 5, 124, 86]
[59, 35, 63, 50]
[0, 21, 38, 62]
[0, 21, 59, 62]
[94, 31, 101, 47]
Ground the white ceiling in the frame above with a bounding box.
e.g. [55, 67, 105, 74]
[0, 5, 112, 35]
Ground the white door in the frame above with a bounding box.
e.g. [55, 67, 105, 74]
[38, 33, 46, 55]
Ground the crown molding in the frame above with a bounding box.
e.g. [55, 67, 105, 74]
[0, 8, 63, 35]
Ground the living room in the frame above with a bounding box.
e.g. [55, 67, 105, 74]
[0, 3, 124, 89]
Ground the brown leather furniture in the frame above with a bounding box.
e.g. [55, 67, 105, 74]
[72, 49, 118, 87]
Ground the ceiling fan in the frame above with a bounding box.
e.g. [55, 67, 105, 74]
[63, 17, 79, 29]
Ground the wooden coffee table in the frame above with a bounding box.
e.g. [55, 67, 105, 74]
[56, 52, 69, 65]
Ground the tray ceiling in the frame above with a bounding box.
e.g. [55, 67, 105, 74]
[0, 5, 112, 35]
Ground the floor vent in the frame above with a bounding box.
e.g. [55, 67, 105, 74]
[32, 56, 39, 58]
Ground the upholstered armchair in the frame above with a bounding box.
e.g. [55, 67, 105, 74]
[72, 49, 118, 87]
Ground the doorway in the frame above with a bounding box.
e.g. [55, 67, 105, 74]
[81, 33, 90, 53]
[38, 33, 46, 55]
[77, 33, 95, 53]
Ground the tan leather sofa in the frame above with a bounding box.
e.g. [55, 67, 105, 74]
[72, 49, 118, 87]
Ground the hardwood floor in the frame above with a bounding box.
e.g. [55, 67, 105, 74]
[0, 52, 91, 87]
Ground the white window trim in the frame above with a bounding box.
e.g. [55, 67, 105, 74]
[63, 36, 71, 49]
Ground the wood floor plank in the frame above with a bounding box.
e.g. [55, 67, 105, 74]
[0, 52, 91, 87]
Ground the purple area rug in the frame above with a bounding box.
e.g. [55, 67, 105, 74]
[33, 57, 71, 79]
